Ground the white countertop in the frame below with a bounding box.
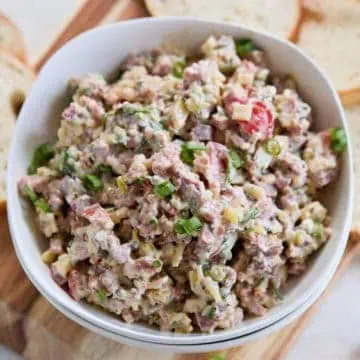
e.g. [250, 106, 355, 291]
[1, 1, 359, 358]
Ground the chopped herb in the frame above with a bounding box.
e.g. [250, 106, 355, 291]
[152, 259, 162, 268]
[34, 198, 51, 213]
[97, 164, 112, 174]
[28, 143, 54, 175]
[330, 127, 347, 153]
[82, 174, 103, 191]
[95, 289, 107, 302]
[207, 306, 216, 320]
[154, 180, 176, 198]
[180, 142, 206, 165]
[23, 185, 38, 203]
[240, 208, 259, 224]
[149, 217, 158, 226]
[172, 60, 186, 78]
[134, 176, 145, 184]
[174, 216, 203, 236]
[116, 176, 128, 194]
[23, 185, 51, 212]
[235, 38, 255, 57]
[228, 149, 244, 169]
[209, 356, 225, 360]
[272, 282, 284, 301]
[264, 139, 281, 156]
[62, 151, 75, 175]
[311, 221, 323, 239]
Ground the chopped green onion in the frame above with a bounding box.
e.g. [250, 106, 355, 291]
[209, 355, 225, 360]
[62, 151, 75, 175]
[235, 38, 255, 57]
[174, 216, 203, 236]
[240, 208, 259, 224]
[23, 185, 38, 203]
[27, 143, 54, 175]
[23, 185, 51, 212]
[172, 61, 186, 78]
[311, 221, 323, 239]
[180, 142, 206, 165]
[264, 139, 281, 156]
[229, 149, 244, 169]
[154, 180, 176, 198]
[34, 198, 51, 213]
[207, 306, 216, 320]
[97, 164, 112, 174]
[272, 282, 284, 301]
[330, 127, 347, 153]
[149, 217, 158, 226]
[152, 259, 162, 268]
[82, 174, 103, 191]
[95, 289, 107, 302]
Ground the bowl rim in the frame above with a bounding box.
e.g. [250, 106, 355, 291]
[7, 17, 354, 345]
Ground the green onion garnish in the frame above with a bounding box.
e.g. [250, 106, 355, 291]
[95, 289, 107, 302]
[174, 216, 203, 236]
[27, 143, 54, 175]
[207, 306, 216, 320]
[154, 180, 176, 198]
[330, 127, 347, 153]
[172, 61, 186, 78]
[152, 259, 162, 268]
[229, 149, 244, 169]
[23, 185, 51, 213]
[180, 142, 206, 165]
[264, 139, 281, 156]
[235, 38, 255, 57]
[240, 208, 259, 224]
[82, 174, 103, 191]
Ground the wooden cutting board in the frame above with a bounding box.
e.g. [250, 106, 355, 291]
[1, 1, 359, 359]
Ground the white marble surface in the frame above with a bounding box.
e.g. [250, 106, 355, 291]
[1, 1, 359, 359]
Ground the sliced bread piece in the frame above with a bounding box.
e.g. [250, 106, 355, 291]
[345, 105, 360, 227]
[0, 13, 27, 63]
[145, 0, 302, 40]
[297, 0, 360, 105]
[0, 51, 33, 212]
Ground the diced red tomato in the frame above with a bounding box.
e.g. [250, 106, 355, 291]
[239, 101, 274, 140]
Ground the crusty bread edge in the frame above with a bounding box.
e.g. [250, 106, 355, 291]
[0, 13, 27, 64]
[145, 0, 303, 42]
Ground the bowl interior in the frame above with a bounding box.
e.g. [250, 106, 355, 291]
[7, 18, 353, 345]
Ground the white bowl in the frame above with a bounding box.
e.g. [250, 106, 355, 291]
[7, 17, 353, 348]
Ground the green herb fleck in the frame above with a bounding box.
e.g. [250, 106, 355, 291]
[23, 185, 51, 213]
[207, 306, 216, 320]
[97, 164, 112, 174]
[154, 180, 176, 198]
[34, 198, 51, 213]
[240, 208, 259, 224]
[229, 149, 244, 169]
[152, 259, 162, 268]
[95, 289, 107, 302]
[330, 127, 347, 153]
[174, 216, 203, 236]
[272, 282, 284, 301]
[311, 221, 323, 239]
[209, 355, 225, 360]
[172, 61, 186, 78]
[62, 151, 75, 175]
[180, 142, 206, 165]
[27, 143, 54, 175]
[264, 139, 281, 156]
[23, 185, 38, 203]
[235, 38, 255, 57]
[82, 174, 103, 191]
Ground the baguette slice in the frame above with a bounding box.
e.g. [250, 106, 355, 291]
[0, 52, 33, 213]
[346, 105, 360, 227]
[145, 0, 302, 40]
[0, 13, 27, 63]
[297, 0, 360, 105]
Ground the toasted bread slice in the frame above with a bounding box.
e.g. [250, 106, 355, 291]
[0, 13, 26, 63]
[145, 0, 302, 40]
[345, 105, 360, 227]
[297, 0, 360, 105]
[0, 52, 33, 212]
